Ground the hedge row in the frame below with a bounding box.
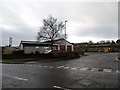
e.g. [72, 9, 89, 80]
[2, 50, 82, 59]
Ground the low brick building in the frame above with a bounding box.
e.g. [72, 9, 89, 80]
[19, 38, 74, 54]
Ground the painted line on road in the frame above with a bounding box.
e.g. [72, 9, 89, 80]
[33, 65, 39, 67]
[19, 64, 24, 66]
[8, 64, 120, 74]
[49, 66, 54, 68]
[59, 66, 65, 68]
[38, 65, 42, 67]
[63, 67, 70, 69]
[43, 66, 48, 68]
[14, 77, 28, 81]
[18, 64, 21, 65]
[103, 69, 112, 73]
[91, 68, 99, 71]
[28, 65, 33, 67]
[80, 67, 89, 71]
[71, 67, 77, 70]
[56, 66, 63, 69]
[56, 66, 68, 69]
[53, 85, 71, 90]
[3, 74, 28, 81]
[116, 70, 120, 73]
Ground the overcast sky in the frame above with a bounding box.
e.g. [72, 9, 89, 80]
[0, 0, 118, 46]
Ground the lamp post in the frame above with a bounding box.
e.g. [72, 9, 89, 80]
[65, 20, 67, 51]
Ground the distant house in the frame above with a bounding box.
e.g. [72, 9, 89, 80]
[74, 43, 120, 52]
[19, 38, 74, 54]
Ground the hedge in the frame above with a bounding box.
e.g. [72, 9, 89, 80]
[2, 50, 81, 60]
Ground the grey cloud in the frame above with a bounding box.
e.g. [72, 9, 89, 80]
[74, 25, 117, 39]
[0, 1, 118, 45]
[2, 27, 37, 46]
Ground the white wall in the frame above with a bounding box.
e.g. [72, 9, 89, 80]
[24, 46, 50, 54]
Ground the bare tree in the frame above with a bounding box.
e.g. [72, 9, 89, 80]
[106, 40, 111, 44]
[89, 40, 93, 44]
[116, 39, 120, 44]
[37, 15, 66, 51]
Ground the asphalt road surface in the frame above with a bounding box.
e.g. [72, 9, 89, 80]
[2, 52, 120, 89]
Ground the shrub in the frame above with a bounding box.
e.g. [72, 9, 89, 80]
[3, 50, 81, 60]
[50, 51, 80, 59]
[35, 51, 39, 54]
[12, 50, 24, 55]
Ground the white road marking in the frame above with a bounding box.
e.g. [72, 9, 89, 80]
[49, 66, 54, 68]
[34, 65, 39, 67]
[103, 69, 112, 72]
[53, 85, 71, 90]
[43, 66, 48, 67]
[91, 68, 99, 71]
[28, 65, 33, 67]
[71, 68, 77, 70]
[3, 74, 28, 81]
[53, 85, 61, 89]
[63, 67, 70, 69]
[38, 66, 42, 67]
[14, 77, 28, 81]
[80, 67, 89, 71]
[59, 66, 64, 68]
[9, 64, 119, 74]
[56, 66, 62, 69]
[56, 66, 67, 69]
[20, 64, 24, 65]
[116, 70, 120, 73]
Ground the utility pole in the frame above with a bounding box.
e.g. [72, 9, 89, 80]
[65, 20, 67, 51]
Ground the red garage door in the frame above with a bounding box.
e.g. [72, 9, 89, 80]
[60, 45, 65, 51]
[67, 45, 72, 52]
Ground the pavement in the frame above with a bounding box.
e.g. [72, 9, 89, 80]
[2, 52, 120, 88]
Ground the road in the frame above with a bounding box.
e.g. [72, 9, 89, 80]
[2, 52, 120, 89]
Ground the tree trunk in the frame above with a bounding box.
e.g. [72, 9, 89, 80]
[50, 40, 54, 58]
[51, 40, 54, 52]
